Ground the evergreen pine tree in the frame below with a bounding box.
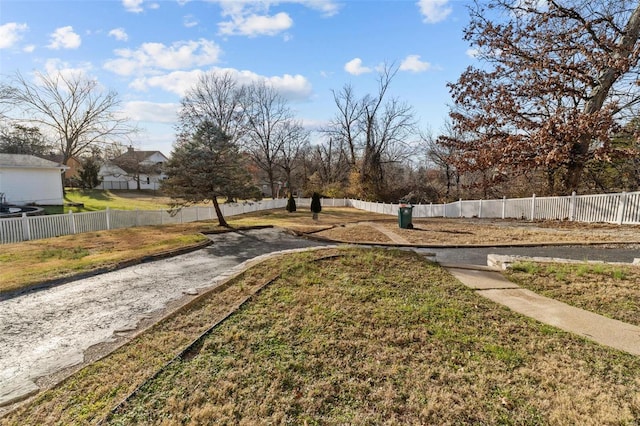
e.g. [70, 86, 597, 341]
[286, 192, 297, 213]
[310, 192, 321, 220]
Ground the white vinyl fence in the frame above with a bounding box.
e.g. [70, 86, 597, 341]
[1, 192, 638, 244]
[351, 191, 640, 225]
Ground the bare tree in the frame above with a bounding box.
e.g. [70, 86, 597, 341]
[325, 66, 418, 201]
[445, 0, 640, 194]
[2, 71, 136, 168]
[242, 82, 294, 198]
[277, 120, 309, 195]
[178, 71, 247, 142]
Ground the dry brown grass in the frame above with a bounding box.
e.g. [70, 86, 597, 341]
[96, 249, 639, 425]
[314, 218, 640, 245]
[227, 207, 391, 233]
[506, 262, 640, 326]
[1, 249, 337, 425]
[0, 223, 217, 294]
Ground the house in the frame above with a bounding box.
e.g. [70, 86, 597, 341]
[39, 154, 82, 186]
[0, 154, 68, 205]
[98, 147, 168, 190]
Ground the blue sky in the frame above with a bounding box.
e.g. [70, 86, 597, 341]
[0, 0, 476, 156]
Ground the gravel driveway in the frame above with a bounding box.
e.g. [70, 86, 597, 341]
[0, 228, 329, 407]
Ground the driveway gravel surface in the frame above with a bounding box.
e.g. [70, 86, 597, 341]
[0, 228, 329, 407]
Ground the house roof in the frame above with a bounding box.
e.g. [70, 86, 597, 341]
[113, 150, 167, 163]
[0, 153, 69, 170]
[111, 149, 167, 174]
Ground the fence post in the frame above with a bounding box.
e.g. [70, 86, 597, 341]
[501, 196, 506, 219]
[21, 212, 31, 241]
[160, 209, 163, 225]
[617, 192, 627, 225]
[106, 207, 111, 230]
[478, 199, 483, 218]
[68, 210, 76, 234]
[530, 194, 536, 221]
[459, 198, 463, 218]
[569, 191, 576, 221]
[135, 209, 140, 226]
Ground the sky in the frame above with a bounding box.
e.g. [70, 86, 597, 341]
[0, 0, 477, 156]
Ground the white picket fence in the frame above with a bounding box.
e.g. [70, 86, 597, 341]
[1, 192, 638, 244]
[350, 191, 640, 225]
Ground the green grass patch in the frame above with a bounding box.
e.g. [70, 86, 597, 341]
[98, 249, 640, 425]
[63, 189, 173, 212]
[506, 262, 640, 326]
[4, 249, 640, 424]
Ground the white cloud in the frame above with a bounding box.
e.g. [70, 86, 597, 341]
[38, 59, 95, 89]
[466, 48, 479, 58]
[109, 28, 129, 41]
[130, 70, 203, 95]
[399, 54, 431, 73]
[48, 26, 81, 50]
[123, 0, 144, 13]
[183, 15, 199, 28]
[122, 101, 179, 123]
[344, 58, 372, 76]
[212, 0, 338, 37]
[104, 39, 222, 76]
[131, 67, 313, 101]
[219, 12, 293, 37]
[23, 45, 36, 53]
[0, 23, 28, 49]
[300, 0, 340, 17]
[417, 0, 452, 23]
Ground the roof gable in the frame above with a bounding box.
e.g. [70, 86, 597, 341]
[0, 154, 68, 169]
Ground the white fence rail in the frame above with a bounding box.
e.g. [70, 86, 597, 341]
[351, 191, 640, 225]
[1, 192, 638, 244]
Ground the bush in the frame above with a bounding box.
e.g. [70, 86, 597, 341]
[286, 193, 296, 213]
[310, 192, 321, 219]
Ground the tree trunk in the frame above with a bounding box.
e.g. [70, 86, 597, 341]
[212, 197, 228, 227]
[563, 135, 591, 194]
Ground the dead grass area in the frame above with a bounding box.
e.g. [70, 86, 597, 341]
[227, 207, 391, 234]
[98, 249, 640, 424]
[4, 248, 640, 425]
[0, 222, 220, 294]
[314, 218, 640, 245]
[506, 262, 640, 326]
[316, 223, 391, 243]
[1, 249, 327, 425]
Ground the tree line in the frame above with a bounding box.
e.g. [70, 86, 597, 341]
[2, 0, 640, 220]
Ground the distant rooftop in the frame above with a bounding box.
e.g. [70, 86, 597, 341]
[0, 153, 69, 169]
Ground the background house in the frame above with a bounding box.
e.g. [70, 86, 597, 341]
[98, 147, 168, 190]
[0, 153, 68, 205]
[40, 154, 82, 186]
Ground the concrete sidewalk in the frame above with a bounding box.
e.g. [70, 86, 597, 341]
[446, 267, 640, 356]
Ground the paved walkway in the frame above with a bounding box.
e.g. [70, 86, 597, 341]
[446, 267, 640, 356]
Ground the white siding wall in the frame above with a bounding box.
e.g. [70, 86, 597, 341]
[0, 167, 65, 205]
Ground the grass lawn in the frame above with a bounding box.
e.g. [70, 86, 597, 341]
[0, 207, 387, 296]
[3, 249, 639, 425]
[0, 223, 215, 294]
[61, 189, 182, 213]
[506, 261, 640, 327]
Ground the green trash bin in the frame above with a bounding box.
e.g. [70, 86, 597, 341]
[398, 204, 413, 229]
